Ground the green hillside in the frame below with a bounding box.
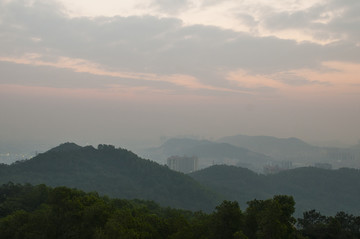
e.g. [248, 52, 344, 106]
[0, 143, 219, 211]
[190, 165, 360, 216]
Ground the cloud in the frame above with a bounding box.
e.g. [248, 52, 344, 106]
[1, 0, 359, 95]
[259, 0, 360, 44]
[272, 72, 330, 86]
[150, 0, 190, 14]
[226, 69, 281, 94]
[226, 69, 330, 93]
[0, 53, 248, 95]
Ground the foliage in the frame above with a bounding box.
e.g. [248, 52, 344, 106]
[298, 209, 360, 239]
[244, 195, 296, 239]
[0, 183, 189, 239]
[0, 183, 359, 238]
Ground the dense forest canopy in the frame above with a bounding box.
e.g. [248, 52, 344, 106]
[1, 183, 359, 239]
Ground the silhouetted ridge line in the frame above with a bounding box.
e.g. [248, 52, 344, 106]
[0, 143, 220, 212]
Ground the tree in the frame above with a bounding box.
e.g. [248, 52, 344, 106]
[298, 210, 360, 239]
[245, 195, 296, 239]
[211, 200, 244, 239]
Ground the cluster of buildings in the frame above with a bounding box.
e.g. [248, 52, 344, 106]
[166, 156, 198, 173]
[263, 161, 293, 174]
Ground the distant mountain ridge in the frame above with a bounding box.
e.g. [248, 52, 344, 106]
[218, 134, 360, 168]
[141, 138, 273, 172]
[218, 134, 317, 160]
[0, 143, 219, 211]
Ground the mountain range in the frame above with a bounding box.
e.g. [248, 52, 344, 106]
[140, 138, 273, 172]
[1, 142, 360, 216]
[141, 135, 360, 172]
[218, 134, 360, 169]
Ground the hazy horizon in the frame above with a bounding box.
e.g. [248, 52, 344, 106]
[0, 132, 358, 155]
[1, 0, 360, 154]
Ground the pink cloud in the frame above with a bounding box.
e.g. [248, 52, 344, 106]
[0, 53, 242, 94]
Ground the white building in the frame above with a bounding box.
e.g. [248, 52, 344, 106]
[167, 156, 198, 173]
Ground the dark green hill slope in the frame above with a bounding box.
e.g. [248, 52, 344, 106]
[0, 143, 220, 211]
[267, 167, 360, 215]
[190, 165, 360, 216]
[190, 165, 269, 205]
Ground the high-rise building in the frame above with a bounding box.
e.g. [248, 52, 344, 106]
[167, 156, 198, 173]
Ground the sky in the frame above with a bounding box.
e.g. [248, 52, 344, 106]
[0, 0, 360, 151]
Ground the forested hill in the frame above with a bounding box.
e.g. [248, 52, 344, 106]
[0, 143, 219, 211]
[190, 165, 360, 216]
